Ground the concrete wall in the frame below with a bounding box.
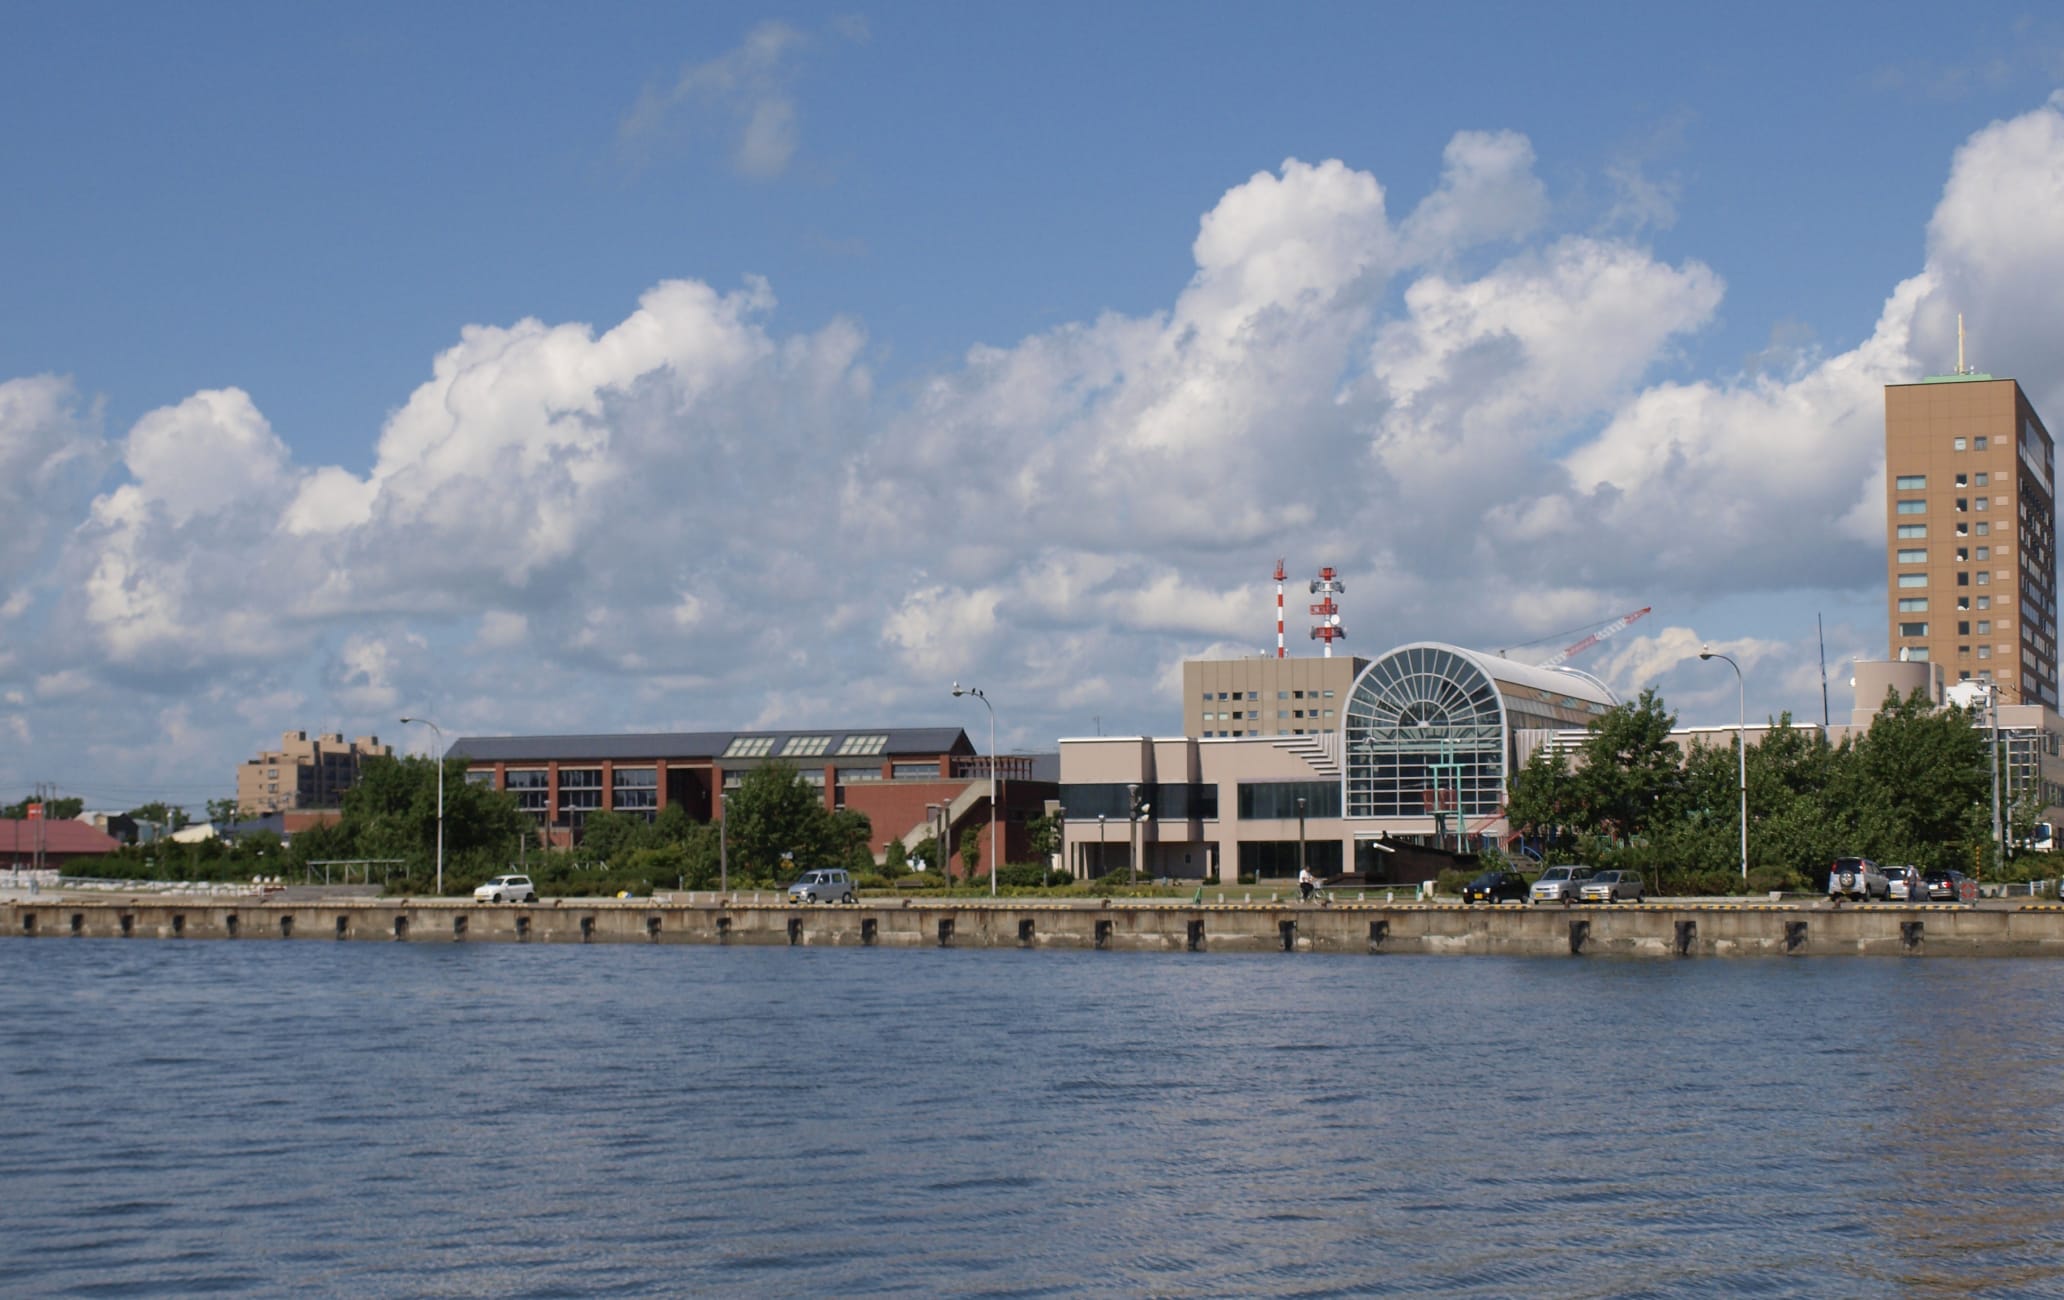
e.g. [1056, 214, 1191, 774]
[10, 898, 2064, 957]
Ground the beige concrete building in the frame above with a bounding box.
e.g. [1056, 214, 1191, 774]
[1885, 375, 2057, 707]
[1183, 656, 1368, 739]
[1062, 646, 1618, 883]
[236, 730, 392, 815]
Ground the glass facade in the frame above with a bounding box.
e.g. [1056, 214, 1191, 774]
[1344, 646, 1508, 820]
[1236, 781, 1341, 819]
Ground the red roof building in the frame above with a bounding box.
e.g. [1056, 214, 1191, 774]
[0, 818, 123, 869]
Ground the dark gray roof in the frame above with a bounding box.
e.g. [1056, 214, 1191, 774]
[446, 726, 970, 764]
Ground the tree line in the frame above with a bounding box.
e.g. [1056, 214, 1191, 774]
[65, 757, 1064, 896]
[1503, 686, 2040, 892]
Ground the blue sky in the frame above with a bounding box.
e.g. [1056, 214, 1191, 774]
[5, 3, 2064, 811]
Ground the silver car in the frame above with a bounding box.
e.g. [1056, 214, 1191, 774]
[1529, 865, 1597, 905]
[1576, 869, 1645, 904]
[1827, 856, 1890, 901]
[787, 869, 857, 904]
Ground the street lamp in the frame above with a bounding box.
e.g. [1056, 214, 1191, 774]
[951, 682, 999, 898]
[398, 716, 445, 896]
[1697, 648, 1748, 882]
[1097, 813, 1107, 880]
[1981, 682, 2003, 876]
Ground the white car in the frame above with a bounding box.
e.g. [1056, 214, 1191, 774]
[474, 874, 537, 903]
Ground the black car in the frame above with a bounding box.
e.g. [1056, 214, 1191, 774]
[1922, 867, 1970, 901]
[1462, 870, 1530, 904]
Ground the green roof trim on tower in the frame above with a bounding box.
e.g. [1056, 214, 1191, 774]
[1919, 372, 1997, 383]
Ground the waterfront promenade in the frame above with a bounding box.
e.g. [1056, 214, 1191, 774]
[9, 891, 2064, 956]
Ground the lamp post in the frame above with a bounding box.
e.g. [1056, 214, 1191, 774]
[1984, 682, 2003, 876]
[951, 682, 999, 897]
[1126, 782, 1140, 886]
[1697, 648, 1748, 882]
[399, 716, 445, 897]
[1428, 739, 1463, 853]
[719, 791, 728, 895]
[1097, 813, 1107, 880]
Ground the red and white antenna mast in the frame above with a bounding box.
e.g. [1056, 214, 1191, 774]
[1273, 559, 1287, 658]
[1308, 565, 1346, 657]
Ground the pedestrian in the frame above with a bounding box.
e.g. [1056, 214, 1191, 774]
[1299, 864, 1317, 903]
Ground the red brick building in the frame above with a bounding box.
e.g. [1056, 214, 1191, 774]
[446, 727, 1056, 874]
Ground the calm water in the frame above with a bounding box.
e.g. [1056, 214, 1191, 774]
[3, 940, 2063, 1297]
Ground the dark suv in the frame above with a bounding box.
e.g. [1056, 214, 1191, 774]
[1922, 867, 1970, 902]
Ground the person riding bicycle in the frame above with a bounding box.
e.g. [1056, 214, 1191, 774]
[1299, 865, 1318, 903]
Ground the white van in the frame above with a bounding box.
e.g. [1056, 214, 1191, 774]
[786, 869, 857, 904]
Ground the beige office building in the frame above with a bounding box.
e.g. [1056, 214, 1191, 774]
[1885, 375, 2057, 707]
[1183, 656, 1368, 739]
[236, 730, 392, 814]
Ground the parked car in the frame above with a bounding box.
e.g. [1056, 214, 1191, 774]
[787, 868, 857, 904]
[1462, 869, 1530, 904]
[1922, 867, 1970, 902]
[1827, 856, 1889, 901]
[1577, 869, 1646, 904]
[1529, 865, 1597, 905]
[474, 874, 537, 903]
[1884, 865, 1924, 902]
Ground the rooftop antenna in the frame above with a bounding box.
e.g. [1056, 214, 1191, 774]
[1274, 559, 1287, 659]
[1308, 565, 1346, 657]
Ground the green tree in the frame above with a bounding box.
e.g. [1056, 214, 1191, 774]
[126, 801, 191, 831]
[1024, 812, 1062, 865]
[206, 798, 241, 825]
[722, 762, 830, 881]
[959, 822, 982, 881]
[1840, 687, 1988, 871]
[1570, 689, 1683, 844]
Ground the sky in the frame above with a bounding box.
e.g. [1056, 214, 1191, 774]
[7, 2, 2064, 813]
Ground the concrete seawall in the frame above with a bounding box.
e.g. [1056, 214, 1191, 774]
[10, 897, 2064, 957]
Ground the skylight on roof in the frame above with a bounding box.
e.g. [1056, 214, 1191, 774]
[783, 735, 831, 757]
[721, 736, 776, 758]
[836, 733, 888, 756]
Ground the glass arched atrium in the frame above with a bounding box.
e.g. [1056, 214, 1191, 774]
[1343, 643, 1618, 830]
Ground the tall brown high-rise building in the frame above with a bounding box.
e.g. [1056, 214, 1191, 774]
[1884, 375, 2057, 707]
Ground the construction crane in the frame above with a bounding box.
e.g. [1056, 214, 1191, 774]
[1536, 607, 1651, 668]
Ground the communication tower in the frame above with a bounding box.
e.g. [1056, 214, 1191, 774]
[1308, 565, 1346, 657]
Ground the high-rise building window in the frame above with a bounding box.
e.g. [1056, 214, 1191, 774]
[1954, 548, 1969, 562]
[1978, 596, 1991, 610]
[1975, 472, 1989, 486]
[1954, 437, 1967, 450]
[1895, 475, 1927, 489]
[1898, 598, 1928, 612]
[1897, 524, 1927, 538]
[1958, 622, 1970, 635]
[1957, 572, 1971, 586]
[1897, 574, 1928, 588]
[1976, 436, 1989, 450]
[1956, 498, 1970, 512]
[1976, 497, 1990, 510]
[1977, 572, 1990, 585]
[1977, 546, 1990, 560]
[1979, 646, 1991, 659]
[1979, 621, 1992, 634]
[1896, 500, 1927, 515]
[1975, 521, 1990, 535]
[1898, 549, 1927, 564]
[1956, 473, 1969, 487]
[1901, 622, 1929, 636]
[1910, 647, 1931, 660]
